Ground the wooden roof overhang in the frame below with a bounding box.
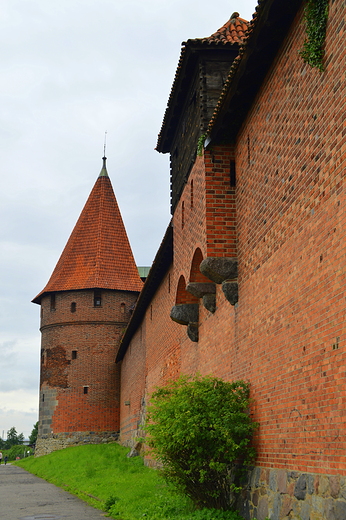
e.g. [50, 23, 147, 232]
[207, 0, 304, 145]
[156, 41, 241, 154]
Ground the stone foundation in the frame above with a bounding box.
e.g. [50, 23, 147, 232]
[35, 430, 119, 457]
[238, 467, 346, 520]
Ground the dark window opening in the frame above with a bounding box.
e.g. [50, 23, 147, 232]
[50, 293, 56, 311]
[120, 303, 125, 314]
[42, 394, 45, 402]
[94, 290, 102, 307]
[83, 386, 89, 394]
[71, 302, 76, 313]
[72, 350, 77, 360]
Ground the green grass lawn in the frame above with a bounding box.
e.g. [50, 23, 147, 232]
[15, 443, 245, 520]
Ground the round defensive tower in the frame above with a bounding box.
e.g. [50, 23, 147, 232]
[32, 158, 143, 455]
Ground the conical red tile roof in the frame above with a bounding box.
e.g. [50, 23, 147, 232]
[33, 158, 143, 303]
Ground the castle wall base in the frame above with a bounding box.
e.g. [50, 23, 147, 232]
[35, 430, 119, 457]
[238, 467, 346, 520]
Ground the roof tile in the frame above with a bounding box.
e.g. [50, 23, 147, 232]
[33, 159, 143, 303]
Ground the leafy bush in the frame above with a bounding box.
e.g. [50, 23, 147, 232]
[146, 375, 257, 510]
[3, 444, 34, 461]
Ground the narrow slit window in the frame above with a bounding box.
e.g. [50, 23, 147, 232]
[94, 290, 102, 307]
[72, 350, 77, 360]
[71, 302, 76, 313]
[83, 386, 89, 395]
[120, 303, 125, 314]
[50, 293, 56, 311]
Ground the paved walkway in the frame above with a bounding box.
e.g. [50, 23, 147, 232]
[0, 464, 106, 520]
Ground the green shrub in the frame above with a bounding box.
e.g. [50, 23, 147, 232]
[3, 445, 34, 461]
[146, 375, 257, 510]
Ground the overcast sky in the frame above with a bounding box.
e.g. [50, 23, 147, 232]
[0, 0, 257, 439]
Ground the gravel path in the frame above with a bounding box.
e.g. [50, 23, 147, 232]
[0, 464, 106, 520]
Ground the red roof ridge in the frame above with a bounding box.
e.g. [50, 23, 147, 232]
[185, 14, 250, 46]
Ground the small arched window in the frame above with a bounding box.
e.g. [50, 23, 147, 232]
[120, 303, 125, 314]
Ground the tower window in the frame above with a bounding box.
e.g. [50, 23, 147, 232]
[71, 302, 76, 313]
[83, 386, 89, 395]
[94, 291, 102, 307]
[120, 303, 125, 314]
[42, 394, 45, 402]
[72, 350, 77, 360]
[50, 294, 56, 311]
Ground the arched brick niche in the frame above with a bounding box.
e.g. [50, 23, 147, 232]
[170, 275, 199, 342]
[186, 249, 216, 313]
[176, 275, 198, 305]
[189, 249, 209, 283]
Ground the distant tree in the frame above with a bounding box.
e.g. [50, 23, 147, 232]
[29, 421, 39, 445]
[6, 427, 24, 447]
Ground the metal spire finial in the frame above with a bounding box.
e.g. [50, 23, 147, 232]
[103, 131, 107, 158]
[99, 132, 109, 177]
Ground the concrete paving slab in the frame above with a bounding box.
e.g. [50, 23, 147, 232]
[0, 464, 106, 520]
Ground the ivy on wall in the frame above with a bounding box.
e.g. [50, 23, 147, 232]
[197, 133, 207, 156]
[299, 0, 329, 71]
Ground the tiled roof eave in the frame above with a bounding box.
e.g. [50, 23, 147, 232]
[32, 285, 141, 305]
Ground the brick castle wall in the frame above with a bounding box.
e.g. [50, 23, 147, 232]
[119, 1, 346, 517]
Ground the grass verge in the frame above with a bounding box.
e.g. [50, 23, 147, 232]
[15, 443, 245, 520]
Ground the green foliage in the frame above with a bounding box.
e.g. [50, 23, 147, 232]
[3, 444, 34, 461]
[15, 443, 248, 519]
[29, 421, 38, 445]
[6, 426, 24, 447]
[299, 0, 329, 71]
[105, 494, 119, 512]
[146, 375, 257, 510]
[197, 134, 207, 156]
[1, 427, 25, 449]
